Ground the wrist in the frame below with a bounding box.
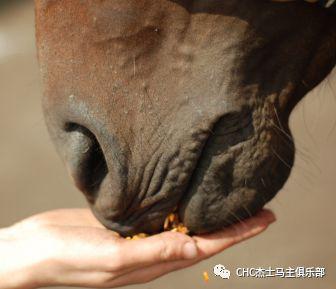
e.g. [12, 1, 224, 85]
[0, 227, 53, 289]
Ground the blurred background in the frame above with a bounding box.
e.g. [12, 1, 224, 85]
[0, 1, 335, 288]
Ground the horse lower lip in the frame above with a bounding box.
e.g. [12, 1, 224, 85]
[92, 206, 170, 236]
[90, 206, 128, 234]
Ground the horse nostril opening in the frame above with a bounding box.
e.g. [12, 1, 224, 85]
[64, 123, 108, 202]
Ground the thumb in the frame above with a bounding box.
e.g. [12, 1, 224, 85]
[118, 231, 198, 269]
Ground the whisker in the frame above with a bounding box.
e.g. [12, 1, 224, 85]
[241, 205, 253, 218]
[270, 146, 315, 187]
[326, 75, 336, 139]
[270, 146, 291, 169]
[301, 99, 318, 148]
[270, 123, 322, 174]
[273, 104, 285, 132]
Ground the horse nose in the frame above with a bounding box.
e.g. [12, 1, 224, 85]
[58, 118, 171, 236]
[63, 122, 108, 203]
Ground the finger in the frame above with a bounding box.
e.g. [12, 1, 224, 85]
[116, 231, 199, 270]
[57, 232, 199, 287]
[192, 209, 276, 258]
[112, 209, 274, 272]
[115, 210, 275, 278]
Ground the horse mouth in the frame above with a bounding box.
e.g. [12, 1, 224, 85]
[88, 124, 213, 237]
[80, 108, 271, 237]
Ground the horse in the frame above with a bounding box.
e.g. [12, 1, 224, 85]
[35, 0, 336, 236]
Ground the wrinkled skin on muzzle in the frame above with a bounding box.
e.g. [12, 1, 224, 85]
[35, 0, 336, 236]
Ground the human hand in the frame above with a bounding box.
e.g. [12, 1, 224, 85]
[0, 208, 275, 289]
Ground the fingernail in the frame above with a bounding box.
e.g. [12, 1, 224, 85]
[266, 213, 276, 223]
[259, 210, 276, 223]
[183, 242, 198, 259]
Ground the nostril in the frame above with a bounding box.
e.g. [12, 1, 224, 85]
[64, 122, 108, 202]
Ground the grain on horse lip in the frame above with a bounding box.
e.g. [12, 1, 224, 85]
[125, 213, 189, 240]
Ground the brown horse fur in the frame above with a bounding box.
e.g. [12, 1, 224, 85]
[35, 0, 336, 236]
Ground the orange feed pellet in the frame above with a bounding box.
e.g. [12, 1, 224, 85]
[203, 271, 210, 282]
[125, 212, 189, 240]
